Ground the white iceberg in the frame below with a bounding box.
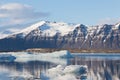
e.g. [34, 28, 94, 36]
[0, 50, 72, 65]
[41, 65, 88, 80]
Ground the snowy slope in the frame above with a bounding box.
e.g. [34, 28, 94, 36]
[38, 22, 79, 36]
[0, 33, 9, 39]
[18, 21, 46, 37]
[2, 21, 120, 39]
[8, 21, 82, 38]
[16, 21, 120, 38]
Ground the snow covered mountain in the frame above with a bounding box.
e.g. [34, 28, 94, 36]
[0, 21, 120, 51]
[8, 21, 80, 38]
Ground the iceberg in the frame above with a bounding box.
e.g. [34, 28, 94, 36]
[41, 65, 88, 80]
[0, 50, 72, 65]
[11, 50, 72, 58]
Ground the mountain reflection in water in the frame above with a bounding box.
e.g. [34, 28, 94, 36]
[68, 56, 120, 80]
[0, 53, 120, 80]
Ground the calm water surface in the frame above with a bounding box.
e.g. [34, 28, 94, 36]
[0, 52, 120, 80]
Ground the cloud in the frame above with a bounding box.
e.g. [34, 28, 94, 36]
[98, 18, 120, 25]
[0, 3, 49, 27]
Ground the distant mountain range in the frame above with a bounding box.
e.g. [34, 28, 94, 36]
[0, 29, 20, 39]
[0, 21, 120, 51]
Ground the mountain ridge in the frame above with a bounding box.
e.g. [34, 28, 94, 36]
[0, 21, 120, 51]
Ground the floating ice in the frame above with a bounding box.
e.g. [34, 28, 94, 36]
[41, 65, 88, 80]
[0, 50, 72, 65]
[11, 50, 72, 58]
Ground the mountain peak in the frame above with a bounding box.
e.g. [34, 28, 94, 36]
[12, 21, 80, 37]
[2, 21, 120, 39]
[21, 21, 46, 32]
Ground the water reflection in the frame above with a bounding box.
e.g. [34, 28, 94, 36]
[0, 53, 120, 80]
[68, 56, 120, 80]
[0, 61, 57, 80]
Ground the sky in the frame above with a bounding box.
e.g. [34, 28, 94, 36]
[0, 0, 120, 31]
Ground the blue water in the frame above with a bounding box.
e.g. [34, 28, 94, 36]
[0, 52, 120, 80]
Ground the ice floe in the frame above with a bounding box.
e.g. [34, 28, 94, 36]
[41, 65, 88, 80]
[0, 50, 72, 65]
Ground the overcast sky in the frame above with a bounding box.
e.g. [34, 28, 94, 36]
[0, 0, 120, 31]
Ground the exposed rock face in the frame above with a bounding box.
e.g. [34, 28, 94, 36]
[0, 21, 120, 51]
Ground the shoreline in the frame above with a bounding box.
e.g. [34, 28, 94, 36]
[0, 48, 120, 53]
[26, 48, 120, 53]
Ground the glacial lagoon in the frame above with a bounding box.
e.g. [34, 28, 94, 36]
[0, 51, 120, 80]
